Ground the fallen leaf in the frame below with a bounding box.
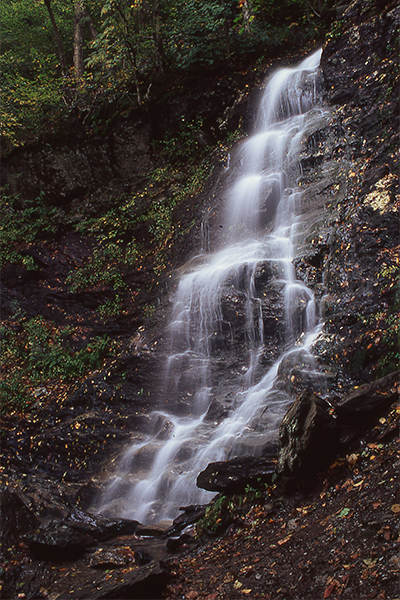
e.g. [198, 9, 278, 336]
[361, 568, 370, 580]
[372, 500, 381, 510]
[277, 535, 291, 545]
[242, 590, 252, 595]
[186, 591, 198, 599]
[347, 453, 359, 467]
[324, 582, 336, 598]
[339, 508, 351, 518]
[363, 558, 377, 567]
[234, 581, 243, 589]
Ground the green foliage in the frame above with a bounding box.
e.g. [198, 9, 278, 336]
[147, 199, 175, 246]
[196, 494, 237, 538]
[0, 192, 59, 268]
[143, 304, 156, 318]
[66, 240, 137, 293]
[1, 0, 335, 151]
[0, 307, 117, 414]
[98, 294, 123, 317]
[156, 117, 205, 163]
[1, 55, 64, 150]
[0, 0, 74, 150]
[69, 201, 140, 294]
[163, 0, 229, 69]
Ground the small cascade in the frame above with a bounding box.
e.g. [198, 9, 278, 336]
[97, 49, 330, 524]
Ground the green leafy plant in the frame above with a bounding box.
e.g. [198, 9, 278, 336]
[196, 494, 239, 538]
[155, 117, 206, 164]
[0, 192, 59, 268]
[98, 294, 123, 318]
[0, 309, 117, 414]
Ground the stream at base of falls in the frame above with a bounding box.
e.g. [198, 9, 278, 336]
[95, 48, 331, 525]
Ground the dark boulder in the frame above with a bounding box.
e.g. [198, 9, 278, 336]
[87, 546, 150, 569]
[25, 521, 95, 560]
[335, 371, 399, 444]
[25, 509, 140, 560]
[276, 372, 399, 485]
[0, 488, 40, 560]
[336, 371, 398, 417]
[197, 455, 276, 493]
[66, 508, 139, 541]
[276, 389, 339, 481]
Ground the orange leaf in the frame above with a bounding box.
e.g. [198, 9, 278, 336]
[277, 535, 291, 545]
[324, 582, 336, 598]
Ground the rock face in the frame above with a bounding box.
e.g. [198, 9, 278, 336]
[316, 0, 399, 387]
[276, 371, 399, 486]
[1, 74, 252, 204]
[276, 390, 339, 480]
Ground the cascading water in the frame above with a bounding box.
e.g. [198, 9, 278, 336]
[97, 49, 330, 524]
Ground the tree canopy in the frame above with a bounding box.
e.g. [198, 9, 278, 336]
[0, 0, 335, 152]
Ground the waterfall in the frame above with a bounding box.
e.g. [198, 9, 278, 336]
[97, 49, 330, 524]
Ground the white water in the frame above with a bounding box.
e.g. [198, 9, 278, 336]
[97, 49, 329, 524]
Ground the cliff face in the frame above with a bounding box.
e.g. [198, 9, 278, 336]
[318, 0, 399, 387]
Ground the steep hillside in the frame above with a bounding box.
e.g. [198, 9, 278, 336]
[0, 0, 399, 597]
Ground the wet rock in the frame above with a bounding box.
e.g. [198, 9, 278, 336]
[337, 371, 399, 417]
[66, 508, 139, 541]
[55, 559, 168, 600]
[76, 479, 103, 511]
[276, 389, 340, 481]
[166, 531, 197, 552]
[0, 488, 40, 560]
[66, 379, 113, 408]
[87, 547, 138, 569]
[162, 504, 207, 538]
[197, 455, 276, 493]
[25, 521, 95, 560]
[24, 509, 139, 561]
[335, 371, 399, 444]
[204, 397, 231, 422]
[276, 373, 399, 485]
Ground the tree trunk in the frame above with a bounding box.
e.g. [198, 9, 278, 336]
[152, 0, 166, 73]
[241, 0, 252, 33]
[43, 0, 67, 76]
[82, 6, 98, 40]
[224, 16, 231, 58]
[73, 1, 85, 78]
